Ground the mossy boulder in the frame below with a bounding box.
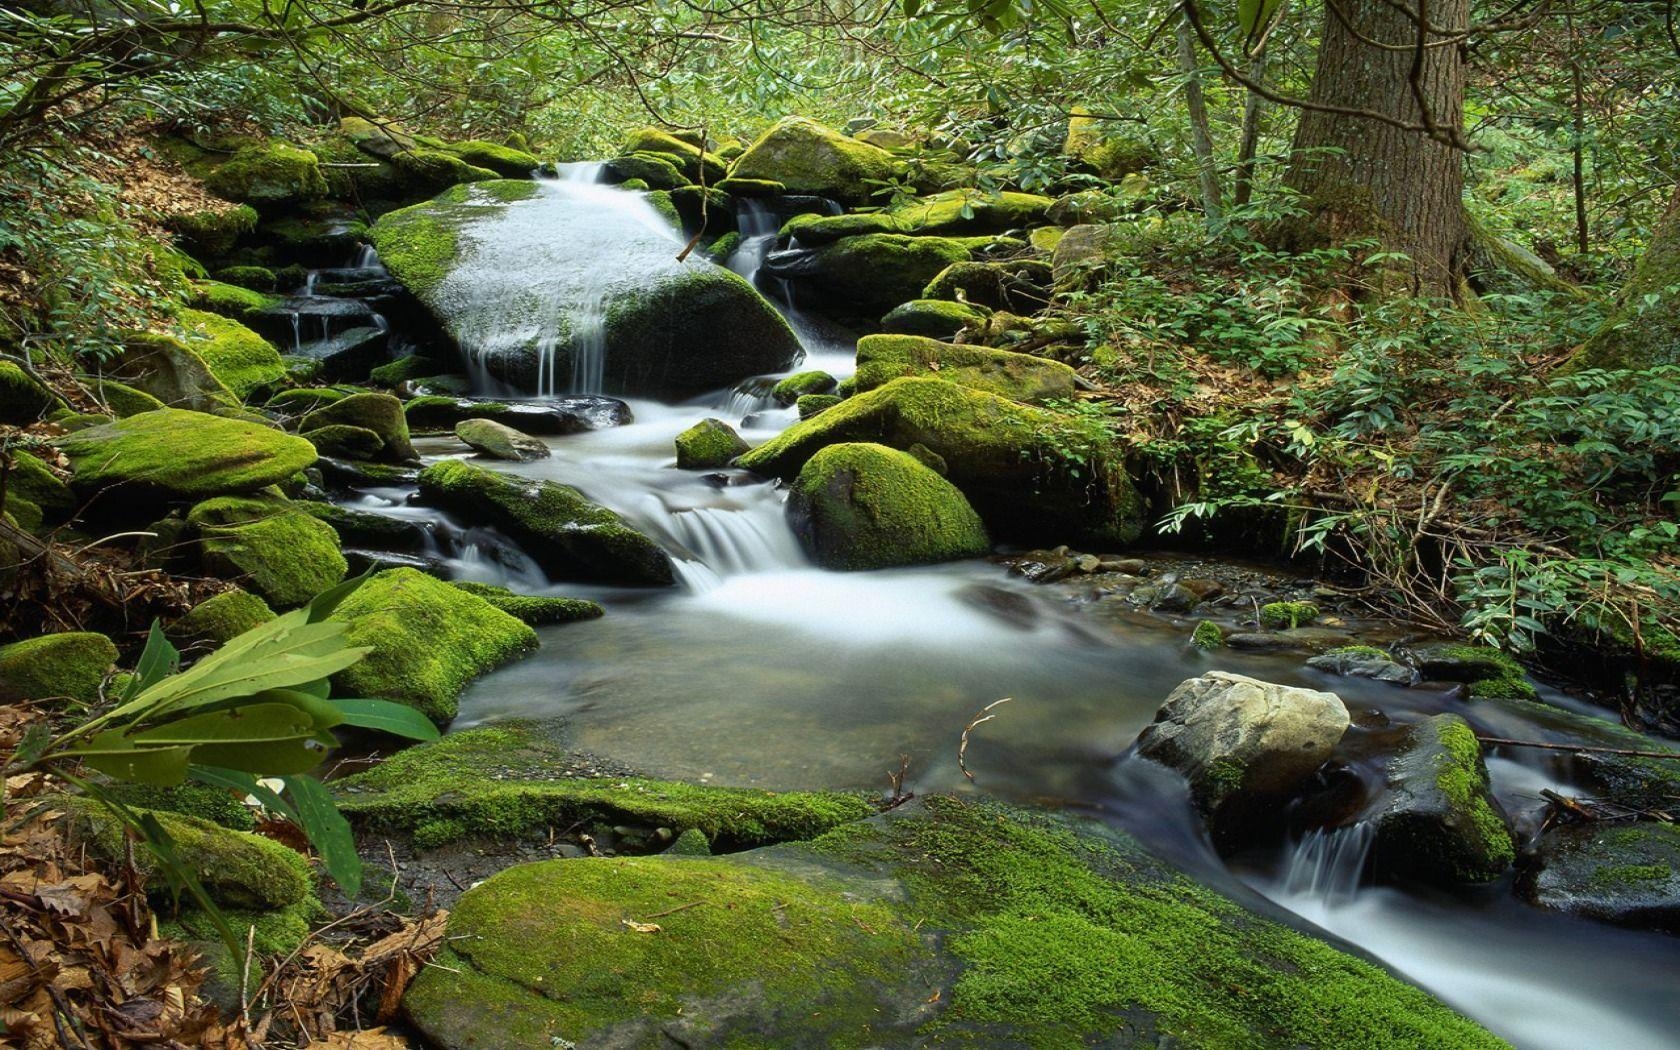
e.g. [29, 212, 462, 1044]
[445, 140, 541, 178]
[56, 408, 317, 502]
[1064, 106, 1156, 179]
[455, 418, 550, 462]
[765, 233, 986, 319]
[203, 141, 329, 211]
[673, 417, 749, 469]
[213, 265, 277, 291]
[620, 128, 728, 183]
[1371, 715, 1515, 885]
[880, 298, 991, 339]
[176, 308, 287, 399]
[798, 393, 842, 418]
[333, 724, 871, 850]
[404, 395, 630, 435]
[300, 392, 418, 463]
[782, 189, 1052, 244]
[1259, 600, 1321, 630]
[303, 423, 384, 460]
[371, 181, 801, 396]
[85, 377, 166, 417]
[853, 333, 1078, 404]
[330, 568, 538, 725]
[404, 794, 1503, 1050]
[715, 177, 785, 197]
[729, 116, 901, 206]
[770, 370, 836, 405]
[187, 495, 348, 609]
[166, 203, 258, 256]
[0, 361, 62, 424]
[168, 589, 277, 646]
[0, 631, 118, 706]
[604, 153, 688, 190]
[1415, 644, 1536, 699]
[419, 459, 674, 585]
[739, 377, 1143, 546]
[388, 148, 500, 197]
[789, 443, 990, 571]
[187, 280, 278, 323]
[6, 450, 74, 525]
[921, 258, 1054, 313]
[107, 332, 239, 412]
[1520, 822, 1680, 931]
[266, 387, 347, 415]
[447, 581, 603, 626]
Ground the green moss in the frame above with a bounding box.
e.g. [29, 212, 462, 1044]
[1191, 620, 1225, 650]
[445, 140, 541, 177]
[213, 265, 277, 291]
[303, 423, 383, 460]
[1589, 862, 1672, 887]
[203, 141, 328, 209]
[108, 783, 257, 832]
[715, 177, 784, 196]
[0, 631, 118, 706]
[6, 450, 74, 519]
[366, 354, 441, 387]
[703, 230, 741, 263]
[187, 280, 278, 322]
[176, 308, 286, 399]
[790, 442, 990, 570]
[166, 203, 258, 256]
[621, 127, 728, 182]
[729, 116, 902, 206]
[163, 902, 315, 988]
[604, 153, 687, 190]
[798, 393, 842, 418]
[795, 233, 981, 318]
[1259, 600, 1320, 629]
[1435, 718, 1518, 874]
[738, 377, 1142, 547]
[1424, 645, 1537, 700]
[329, 568, 538, 725]
[771, 370, 837, 405]
[785, 190, 1052, 245]
[168, 589, 277, 646]
[300, 391, 417, 463]
[418, 459, 674, 585]
[62, 796, 313, 910]
[266, 387, 347, 414]
[333, 724, 873, 848]
[880, 298, 991, 339]
[666, 827, 711, 856]
[187, 495, 348, 609]
[448, 581, 604, 625]
[852, 333, 1079, 404]
[643, 188, 682, 226]
[389, 148, 500, 194]
[84, 377, 166, 417]
[0, 360, 61, 424]
[367, 201, 462, 300]
[1328, 644, 1390, 660]
[1064, 106, 1156, 179]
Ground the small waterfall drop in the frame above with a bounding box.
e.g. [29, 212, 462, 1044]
[1277, 822, 1375, 907]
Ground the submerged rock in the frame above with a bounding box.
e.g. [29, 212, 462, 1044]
[56, 409, 317, 503]
[1135, 672, 1350, 832]
[454, 418, 549, 461]
[369, 181, 801, 397]
[788, 442, 990, 570]
[1371, 714, 1515, 885]
[738, 377, 1143, 546]
[418, 459, 674, 586]
[330, 567, 537, 725]
[1521, 822, 1680, 931]
[402, 794, 1503, 1050]
[852, 333, 1078, 404]
[673, 417, 749, 469]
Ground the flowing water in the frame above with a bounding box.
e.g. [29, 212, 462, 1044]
[348, 179, 1680, 1048]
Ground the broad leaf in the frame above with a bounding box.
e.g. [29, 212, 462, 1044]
[307, 569, 372, 624]
[189, 765, 299, 822]
[127, 621, 179, 701]
[283, 774, 362, 897]
[79, 743, 192, 786]
[333, 699, 441, 741]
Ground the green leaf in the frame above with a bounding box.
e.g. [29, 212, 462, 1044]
[127, 621, 179, 701]
[188, 765, 298, 822]
[333, 699, 441, 741]
[307, 569, 372, 624]
[126, 701, 334, 749]
[283, 774, 361, 897]
[74, 735, 192, 786]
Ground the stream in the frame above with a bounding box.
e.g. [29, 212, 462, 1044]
[333, 171, 1679, 1049]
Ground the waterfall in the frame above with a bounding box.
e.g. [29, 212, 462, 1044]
[1277, 822, 1376, 907]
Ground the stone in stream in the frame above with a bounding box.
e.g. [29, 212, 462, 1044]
[1520, 822, 1680, 931]
[55, 408, 318, 505]
[1369, 714, 1515, 886]
[727, 115, 901, 206]
[1135, 672, 1350, 839]
[368, 180, 801, 397]
[404, 394, 630, 435]
[763, 233, 1006, 320]
[400, 793, 1504, 1050]
[454, 418, 549, 461]
[673, 417, 749, 469]
[788, 442, 991, 571]
[299, 391, 419, 464]
[1308, 645, 1419, 685]
[417, 459, 674, 586]
[187, 494, 348, 609]
[851, 333, 1079, 404]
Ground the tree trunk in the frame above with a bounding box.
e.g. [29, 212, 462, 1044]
[1573, 185, 1680, 370]
[1175, 8, 1222, 222]
[1282, 0, 1469, 296]
[1233, 43, 1270, 210]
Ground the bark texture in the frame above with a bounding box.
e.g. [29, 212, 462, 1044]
[1574, 185, 1680, 369]
[1283, 0, 1469, 296]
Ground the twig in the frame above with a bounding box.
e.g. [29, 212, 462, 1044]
[642, 901, 706, 920]
[958, 698, 1013, 783]
[1479, 737, 1680, 760]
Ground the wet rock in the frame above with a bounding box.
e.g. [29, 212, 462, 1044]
[1135, 672, 1350, 832]
[404, 395, 631, 436]
[1370, 714, 1514, 885]
[1414, 644, 1536, 699]
[1307, 646, 1418, 685]
[957, 584, 1040, 629]
[298, 501, 431, 550]
[454, 418, 550, 462]
[312, 457, 420, 489]
[1521, 822, 1680, 931]
[1008, 548, 1078, 583]
[851, 333, 1079, 404]
[674, 418, 750, 469]
[1224, 627, 1356, 654]
[1129, 579, 1201, 614]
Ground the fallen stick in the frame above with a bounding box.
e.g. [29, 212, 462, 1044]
[958, 697, 1013, 783]
[1477, 736, 1680, 760]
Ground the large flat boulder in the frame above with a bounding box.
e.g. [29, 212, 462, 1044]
[728, 116, 901, 206]
[56, 408, 317, 502]
[853, 333, 1079, 403]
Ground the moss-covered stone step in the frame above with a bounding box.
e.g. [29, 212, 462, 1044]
[404, 794, 1506, 1050]
[853, 333, 1079, 404]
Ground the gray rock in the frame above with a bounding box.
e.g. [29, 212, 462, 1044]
[1521, 822, 1680, 931]
[1306, 648, 1418, 685]
[455, 418, 550, 462]
[1130, 580, 1201, 614]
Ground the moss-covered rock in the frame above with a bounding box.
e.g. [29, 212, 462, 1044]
[729, 116, 902, 207]
[203, 141, 329, 210]
[333, 724, 873, 850]
[388, 148, 500, 197]
[366, 354, 443, 387]
[168, 589, 277, 646]
[1372, 715, 1515, 885]
[404, 794, 1504, 1050]
[300, 392, 418, 463]
[770, 370, 837, 405]
[187, 495, 348, 609]
[715, 177, 785, 197]
[782, 189, 1052, 244]
[107, 332, 239, 412]
[84, 377, 166, 417]
[455, 418, 549, 462]
[1520, 822, 1680, 931]
[1415, 644, 1537, 699]
[880, 298, 991, 339]
[852, 333, 1078, 404]
[789, 443, 989, 570]
[303, 423, 384, 460]
[56, 408, 317, 502]
[330, 567, 537, 725]
[176, 308, 287, 399]
[447, 581, 603, 626]
[619, 128, 728, 183]
[921, 258, 1055, 313]
[0, 361, 61, 424]
[797, 393, 842, 418]
[107, 782, 257, 832]
[265, 387, 347, 415]
[739, 377, 1143, 546]
[1259, 600, 1321, 630]
[365, 189, 470, 300]
[213, 265, 278, 291]
[673, 417, 749, 469]
[604, 153, 689, 190]
[166, 203, 258, 256]
[186, 280, 278, 323]
[1064, 106, 1156, 179]
[766, 233, 984, 319]
[445, 140, 541, 178]
[6, 450, 74, 526]
[0, 631, 118, 706]
[419, 459, 674, 585]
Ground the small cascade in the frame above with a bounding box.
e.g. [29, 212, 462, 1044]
[609, 486, 809, 595]
[1276, 822, 1376, 908]
[727, 199, 783, 289]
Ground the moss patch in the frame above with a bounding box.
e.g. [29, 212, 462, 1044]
[203, 141, 328, 209]
[330, 568, 537, 725]
[0, 361, 62, 424]
[853, 333, 1078, 404]
[771, 370, 838, 405]
[168, 589, 277, 646]
[0, 631, 117, 706]
[673, 417, 750, 469]
[1259, 600, 1320, 629]
[187, 495, 348, 609]
[300, 392, 418, 463]
[790, 442, 991, 570]
[729, 116, 902, 206]
[177, 308, 287, 399]
[448, 581, 604, 625]
[880, 298, 992, 339]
